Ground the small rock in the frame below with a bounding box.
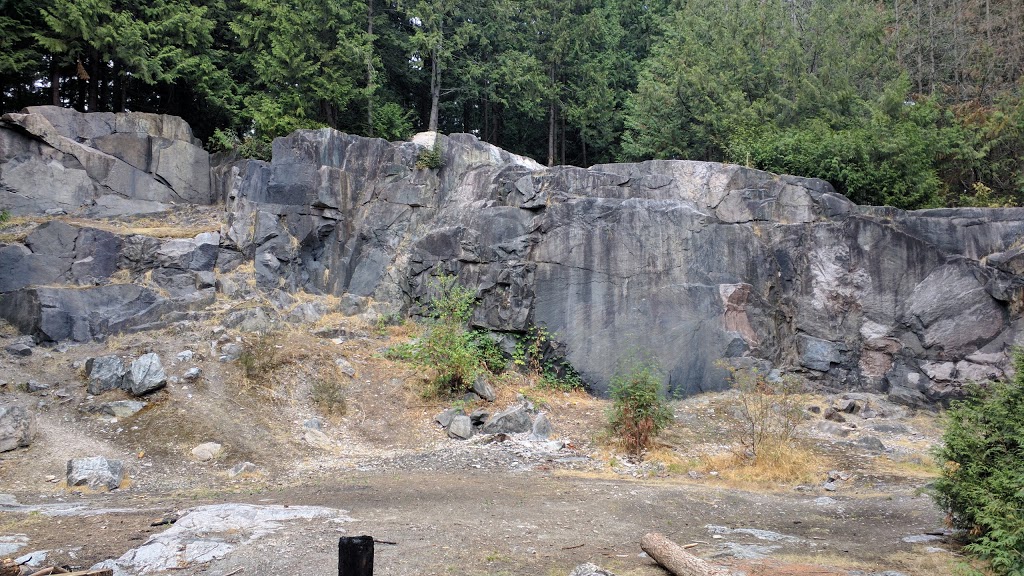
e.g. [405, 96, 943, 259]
[183, 367, 203, 381]
[834, 398, 861, 413]
[814, 496, 837, 505]
[191, 442, 223, 461]
[220, 343, 243, 362]
[335, 357, 356, 377]
[822, 482, 837, 492]
[569, 563, 618, 576]
[855, 435, 886, 452]
[67, 456, 124, 491]
[528, 412, 553, 441]
[302, 429, 334, 450]
[14, 550, 47, 567]
[304, 418, 323, 430]
[44, 474, 56, 482]
[25, 381, 49, 393]
[0, 405, 35, 452]
[176, 350, 195, 362]
[824, 407, 846, 423]
[85, 355, 128, 395]
[814, 420, 850, 437]
[127, 353, 167, 395]
[469, 409, 490, 426]
[472, 374, 496, 402]
[434, 408, 462, 428]
[99, 400, 146, 418]
[806, 405, 821, 414]
[479, 404, 532, 434]
[5, 343, 32, 357]
[447, 415, 474, 440]
[228, 462, 258, 478]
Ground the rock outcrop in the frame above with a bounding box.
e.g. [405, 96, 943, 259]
[5, 108, 1024, 406]
[216, 129, 1024, 404]
[0, 106, 213, 216]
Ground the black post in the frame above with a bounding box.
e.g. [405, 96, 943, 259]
[339, 535, 374, 576]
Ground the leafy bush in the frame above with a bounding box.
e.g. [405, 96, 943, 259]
[723, 364, 805, 462]
[513, 325, 585, 392]
[207, 128, 241, 154]
[372, 102, 415, 141]
[608, 355, 672, 458]
[932, 353, 1024, 575]
[416, 275, 481, 397]
[416, 138, 444, 170]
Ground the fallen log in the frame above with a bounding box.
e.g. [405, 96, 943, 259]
[640, 533, 730, 576]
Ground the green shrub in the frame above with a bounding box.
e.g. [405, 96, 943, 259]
[513, 325, 585, 392]
[416, 138, 444, 170]
[207, 128, 240, 154]
[416, 275, 480, 397]
[372, 102, 415, 141]
[931, 353, 1024, 575]
[608, 355, 672, 458]
[0, 209, 11, 224]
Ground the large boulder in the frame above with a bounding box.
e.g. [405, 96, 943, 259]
[0, 405, 35, 452]
[126, 353, 167, 395]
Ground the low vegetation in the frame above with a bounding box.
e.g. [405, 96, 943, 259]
[607, 355, 672, 459]
[932, 353, 1024, 575]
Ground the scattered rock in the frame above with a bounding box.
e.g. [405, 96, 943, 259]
[854, 435, 886, 452]
[335, 357, 356, 377]
[434, 408, 462, 428]
[182, 367, 203, 381]
[219, 342, 243, 362]
[176, 350, 195, 362]
[447, 415, 474, 440]
[228, 462, 258, 478]
[823, 407, 846, 423]
[0, 534, 29, 556]
[191, 442, 223, 461]
[99, 400, 146, 418]
[822, 482, 837, 492]
[302, 429, 334, 450]
[127, 353, 167, 395]
[569, 563, 618, 576]
[869, 422, 909, 434]
[479, 404, 533, 434]
[4, 342, 31, 357]
[0, 405, 35, 452]
[303, 418, 323, 430]
[66, 456, 124, 491]
[85, 355, 128, 395]
[25, 380, 49, 393]
[469, 409, 490, 426]
[14, 549, 47, 567]
[529, 412, 553, 441]
[814, 420, 850, 437]
[472, 374, 496, 402]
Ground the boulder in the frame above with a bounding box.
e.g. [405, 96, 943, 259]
[447, 415, 474, 440]
[191, 442, 223, 461]
[472, 374, 497, 402]
[85, 355, 128, 395]
[529, 413, 553, 441]
[126, 353, 167, 395]
[0, 405, 35, 452]
[5, 342, 31, 357]
[66, 456, 124, 491]
[479, 405, 533, 434]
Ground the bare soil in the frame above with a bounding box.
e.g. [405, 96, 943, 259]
[0, 310, 959, 576]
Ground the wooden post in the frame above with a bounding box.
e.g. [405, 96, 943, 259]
[339, 535, 374, 576]
[640, 533, 729, 576]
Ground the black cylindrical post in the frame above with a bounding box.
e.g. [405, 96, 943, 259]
[339, 535, 374, 576]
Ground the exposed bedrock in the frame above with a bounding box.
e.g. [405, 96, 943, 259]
[213, 129, 1024, 404]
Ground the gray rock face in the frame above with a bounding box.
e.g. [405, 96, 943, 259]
[0, 106, 212, 216]
[0, 405, 35, 452]
[85, 355, 128, 395]
[215, 128, 1024, 404]
[66, 456, 124, 491]
[127, 353, 167, 395]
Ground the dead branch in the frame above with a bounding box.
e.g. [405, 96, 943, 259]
[640, 533, 730, 576]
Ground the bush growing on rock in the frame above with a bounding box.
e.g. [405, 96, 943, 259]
[417, 275, 484, 397]
[932, 353, 1024, 575]
[608, 355, 672, 458]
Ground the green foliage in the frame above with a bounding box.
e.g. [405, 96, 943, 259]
[722, 363, 805, 461]
[932, 353, 1024, 575]
[415, 274, 480, 397]
[207, 128, 240, 154]
[415, 138, 445, 170]
[607, 354, 672, 458]
[0, 210, 10, 224]
[468, 329, 507, 374]
[512, 325, 584, 392]
[372, 101, 415, 141]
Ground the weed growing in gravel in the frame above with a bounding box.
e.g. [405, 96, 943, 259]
[239, 331, 282, 388]
[721, 363, 805, 462]
[311, 374, 346, 416]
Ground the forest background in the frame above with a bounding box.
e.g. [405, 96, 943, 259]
[1, 0, 1022, 209]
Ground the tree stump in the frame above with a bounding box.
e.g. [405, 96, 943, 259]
[640, 532, 730, 576]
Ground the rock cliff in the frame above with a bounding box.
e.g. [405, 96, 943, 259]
[5, 108, 1024, 406]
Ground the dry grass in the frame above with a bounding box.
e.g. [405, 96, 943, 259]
[699, 442, 827, 487]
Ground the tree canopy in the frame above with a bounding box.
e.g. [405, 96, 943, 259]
[1, 0, 1022, 208]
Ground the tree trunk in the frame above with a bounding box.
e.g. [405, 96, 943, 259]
[50, 57, 60, 106]
[88, 50, 99, 112]
[428, 45, 441, 132]
[640, 533, 730, 576]
[366, 0, 375, 137]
